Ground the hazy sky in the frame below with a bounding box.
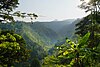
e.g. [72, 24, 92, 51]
[16, 0, 89, 21]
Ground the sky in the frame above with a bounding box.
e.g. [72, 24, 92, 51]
[16, 0, 89, 21]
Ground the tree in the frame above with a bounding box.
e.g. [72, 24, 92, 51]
[0, 0, 38, 22]
[0, 0, 19, 22]
[77, 0, 100, 32]
[0, 30, 30, 66]
[75, 0, 100, 48]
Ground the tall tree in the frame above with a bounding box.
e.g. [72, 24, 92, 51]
[75, 0, 100, 48]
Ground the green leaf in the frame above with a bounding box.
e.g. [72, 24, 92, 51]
[79, 32, 90, 47]
[63, 51, 69, 55]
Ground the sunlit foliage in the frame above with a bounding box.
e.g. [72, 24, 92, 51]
[0, 30, 30, 66]
[43, 32, 100, 67]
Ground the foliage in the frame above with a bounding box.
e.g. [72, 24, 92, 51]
[79, 0, 100, 13]
[75, 13, 100, 36]
[42, 32, 100, 67]
[0, 0, 18, 22]
[31, 58, 41, 67]
[0, 30, 30, 66]
[0, 0, 38, 22]
[76, 0, 100, 48]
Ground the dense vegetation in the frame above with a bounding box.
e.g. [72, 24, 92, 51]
[0, 30, 30, 66]
[0, 0, 100, 67]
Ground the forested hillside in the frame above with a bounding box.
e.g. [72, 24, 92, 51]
[0, 19, 79, 48]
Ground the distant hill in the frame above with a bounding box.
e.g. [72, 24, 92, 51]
[40, 19, 75, 32]
[58, 19, 80, 39]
